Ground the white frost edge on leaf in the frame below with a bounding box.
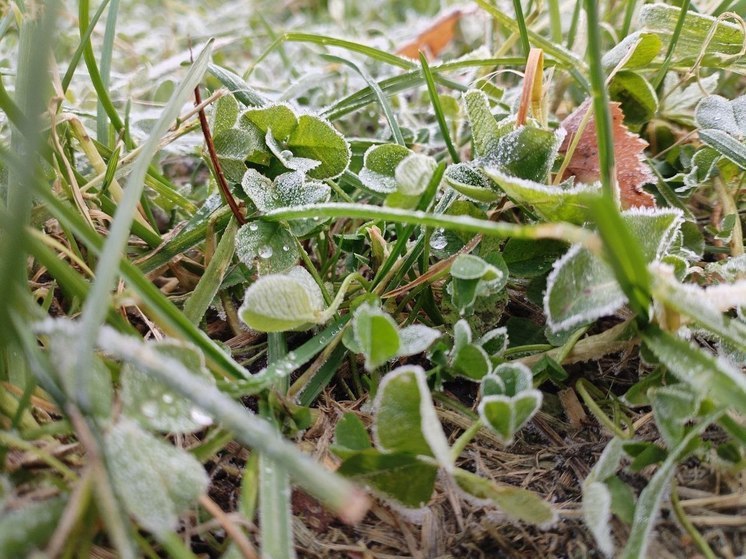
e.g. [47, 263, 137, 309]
[371, 365, 453, 472]
[491, 362, 534, 395]
[621, 206, 684, 260]
[477, 390, 542, 445]
[651, 261, 746, 313]
[582, 482, 615, 557]
[397, 324, 441, 357]
[543, 244, 628, 333]
[477, 326, 509, 355]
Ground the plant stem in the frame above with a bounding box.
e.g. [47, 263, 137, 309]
[194, 84, 246, 225]
[450, 418, 485, 461]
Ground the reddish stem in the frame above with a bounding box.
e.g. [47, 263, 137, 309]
[194, 85, 246, 225]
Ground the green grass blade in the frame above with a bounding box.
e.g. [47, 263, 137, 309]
[260, 203, 601, 250]
[419, 53, 460, 163]
[652, 0, 691, 89]
[323, 54, 405, 146]
[100, 327, 368, 523]
[61, 0, 110, 93]
[97, 0, 120, 145]
[584, 0, 651, 316]
[261, 332, 295, 559]
[476, 0, 588, 77]
[250, 32, 416, 77]
[79, 0, 126, 138]
[219, 315, 351, 396]
[511, 0, 531, 58]
[183, 219, 238, 325]
[72, 42, 213, 408]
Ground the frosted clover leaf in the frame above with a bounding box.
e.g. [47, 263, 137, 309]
[478, 363, 543, 445]
[239, 266, 326, 332]
[241, 168, 330, 236]
[121, 340, 216, 434]
[695, 94, 746, 170]
[344, 303, 441, 371]
[545, 208, 684, 332]
[448, 254, 507, 315]
[235, 220, 299, 275]
[104, 419, 209, 536]
[359, 143, 413, 194]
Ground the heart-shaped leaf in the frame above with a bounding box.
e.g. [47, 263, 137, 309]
[649, 384, 700, 447]
[444, 163, 500, 202]
[235, 220, 299, 274]
[241, 103, 298, 140]
[265, 132, 321, 174]
[485, 363, 533, 397]
[609, 71, 658, 125]
[373, 365, 452, 470]
[121, 340, 216, 433]
[359, 144, 413, 194]
[483, 168, 600, 224]
[238, 266, 325, 332]
[545, 208, 683, 331]
[211, 94, 239, 135]
[104, 419, 209, 536]
[485, 126, 565, 183]
[602, 32, 662, 71]
[478, 390, 543, 444]
[213, 123, 270, 182]
[353, 303, 400, 371]
[286, 114, 350, 179]
[0, 497, 66, 558]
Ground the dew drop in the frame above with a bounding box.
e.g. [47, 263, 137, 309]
[162, 393, 174, 404]
[429, 229, 447, 250]
[249, 222, 259, 232]
[258, 245, 273, 259]
[190, 407, 213, 427]
[282, 245, 290, 252]
[141, 401, 158, 418]
[280, 149, 294, 159]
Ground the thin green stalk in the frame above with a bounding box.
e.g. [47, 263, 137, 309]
[261, 203, 602, 253]
[584, 0, 616, 203]
[323, 54, 405, 146]
[100, 327, 369, 523]
[72, 43, 213, 411]
[575, 378, 632, 439]
[450, 418, 484, 461]
[183, 219, 238, 325]
[419, 53, 460, 163]
[652, 0, 691, 90]
[621, 0, 638, 38]
[671, 482, 717, 559]
[79, 0, 126, 139]
[475, 0, 588, 78]
[61, 0, 110, 93]
[511, 0, 531, 58]
[547, 0, 562, 43]
[97, 0, 120, 145]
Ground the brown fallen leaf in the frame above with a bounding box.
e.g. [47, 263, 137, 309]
[396, 8, 463, 60]
[559, 99, 656, 209]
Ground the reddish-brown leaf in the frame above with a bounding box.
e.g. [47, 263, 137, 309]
[396, 9, 463, 60]
[559, 99, 656, 209]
